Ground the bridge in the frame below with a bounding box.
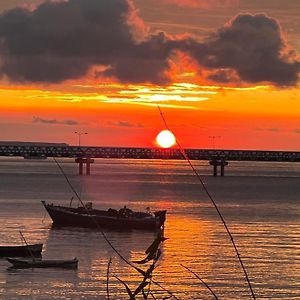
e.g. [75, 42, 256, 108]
[1, 142, 300, 176]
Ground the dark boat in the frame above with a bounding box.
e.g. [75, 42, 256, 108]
[42, 201, 166, 230]
[0, 244, 43, 257]
[7, 257, 78, 269]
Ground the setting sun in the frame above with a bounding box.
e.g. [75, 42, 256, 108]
[156, 130, 176, 148]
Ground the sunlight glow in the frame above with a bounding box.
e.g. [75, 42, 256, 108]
[156, 130, 176, 148]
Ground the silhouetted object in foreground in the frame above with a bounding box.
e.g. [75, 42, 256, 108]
[0, 244, 43, 257]
[7, 257, 78, 269]
[111, 232, 169, 299]
[42, 201, 166, 231]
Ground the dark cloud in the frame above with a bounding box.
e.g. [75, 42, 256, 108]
[268, 128, 280, 132]
[32, 116, 80, 125]
[186, 13, 300, 86]
[0, 1, 299, 86]
[64, 119, 80, 125]
[108, 120, 144, 127]
[105, 32, 176, 83]
[0, 0, 138, 82]
[207, 69, 238, 83]
[254, 127, 263, 131]
[294, 129, 300, 134]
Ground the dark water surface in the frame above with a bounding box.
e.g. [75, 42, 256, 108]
[0, 158, 299, 299]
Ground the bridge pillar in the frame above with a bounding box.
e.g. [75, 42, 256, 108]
[220, 164, 225, 176]
[86, 161, 91, 175]
[75, 158, 95, 175]
[79, 162, 83, 175]
[209, 159, 228, 176]
[213, 164, 218, 177]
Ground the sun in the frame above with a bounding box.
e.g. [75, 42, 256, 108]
[156, 130, 176, 148]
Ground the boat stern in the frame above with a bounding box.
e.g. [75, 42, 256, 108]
[154, 210, 167, 229]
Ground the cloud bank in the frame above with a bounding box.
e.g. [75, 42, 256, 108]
[108, 120, 144, 128]
[32, 116, 80, 125]
[0, 0, 298, 86]
[185, 14, 300, 86]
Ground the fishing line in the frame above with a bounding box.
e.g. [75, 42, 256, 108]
[42, 210, 47, 223]
[181, 264, 219, 300]
[157, 105, 256, 300]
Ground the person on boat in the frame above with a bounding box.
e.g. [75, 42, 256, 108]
[119, 205, 133, 217]
[85, 202, 93, 210]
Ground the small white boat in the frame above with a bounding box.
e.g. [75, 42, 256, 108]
[7, 257, 78, 269]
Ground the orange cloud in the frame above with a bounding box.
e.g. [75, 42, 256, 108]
[161, 0, 238, 8]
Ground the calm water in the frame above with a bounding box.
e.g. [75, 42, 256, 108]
[0, 158, 299, 299]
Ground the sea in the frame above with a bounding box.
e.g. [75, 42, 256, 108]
[0, 157, 299, 299]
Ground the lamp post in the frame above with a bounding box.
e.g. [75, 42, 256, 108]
[209, 135, 221, 149]
[74, 131, 88, 147]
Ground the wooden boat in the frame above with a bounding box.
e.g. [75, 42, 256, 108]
[7, 257, 78, 269]
[41, 201, 166, 231]
[0, 243, 43, 257]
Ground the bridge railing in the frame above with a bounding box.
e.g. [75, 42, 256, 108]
[1, 145, 300, 162]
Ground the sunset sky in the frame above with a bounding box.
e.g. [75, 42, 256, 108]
[0, 0, 299, 150]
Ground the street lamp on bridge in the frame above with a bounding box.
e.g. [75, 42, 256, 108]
[74, 131, 88, 147]
[209, 135, 221, 149]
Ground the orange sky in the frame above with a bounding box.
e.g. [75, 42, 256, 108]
[0, 0, 299, 150]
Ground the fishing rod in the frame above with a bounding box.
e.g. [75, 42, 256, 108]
[157, 105, 256, 300]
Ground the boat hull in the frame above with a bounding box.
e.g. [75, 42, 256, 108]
[7, 257, 78, 269]
[0, 244, 43, 257]
[42, 201, 166, 231]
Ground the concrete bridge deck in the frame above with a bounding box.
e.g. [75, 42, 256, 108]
[1, 143, 300, 162]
